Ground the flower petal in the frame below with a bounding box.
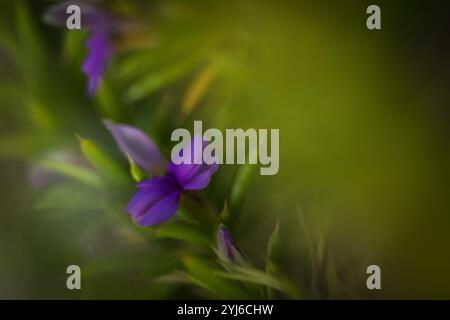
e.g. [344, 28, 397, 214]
[82, 28, 114, 95]
[216, 223, 236, 262]
[216, 224, 248, 265]
[105, 120, 165, 175]
[127, 175, 182, 226]
[43, 1, 114, 95]
[167, 135, 218, 190]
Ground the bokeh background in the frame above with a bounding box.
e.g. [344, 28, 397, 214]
[1, 0, 450, 299]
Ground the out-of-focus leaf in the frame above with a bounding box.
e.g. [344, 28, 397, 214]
[34, 182, 102, 213]
[182, 62, 218, 115]
[176, 195, 216, 227]
[228, 135, 259, 214]
[62, 29, 87, 64]
[297, 205, 318, 292]
[125, 53, 203, 103]
[266, 220, 282, 274]
[216, 266, 302, 299]
[218, 200, 230, 223]
[15, 0, 46, 77]
[94, 81, 122, 121]
[266, 220, 282, 299]
[0, 134, 56, 157]
[140, 255, 182, 278]
[154, 221, 211, 248]
[117, 36, 206, 79]
[0, 24, 20, 62]
[28, 100, 58, 131]
[39, 159, 102, 188]
[77, 135, 129, 185]
[83, 248, 178, 278]
[183, 256, 253, 299]
[325, 258, 340, 299]
[177, 205, 201, 224]
[0, 83, 25, 107]
[229, 163, 256, 213]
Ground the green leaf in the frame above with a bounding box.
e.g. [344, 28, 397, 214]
[15, 0, 48, 91]
[229, 163, 256, 213]
[34, 182, 103, 213]
[117, 35, 207, 79]
[0, 23, 20, 62]
[219, 200, 230, 223]
[154, 221, 211, 248]
[140, 255, 182, 279]
[228, 135, 259, 214]
[126, 153, 145, 182]
[125, 54, 203, 103]
[83, 248, 179, 278]
[216, 266, 302, 299]
[0, 134, 56, 157]
[183, 257, 253, 299]
[94, 81, 122, 121]
[15, 0, 45, 66]
[182, 62, 218, 115]
[176, 194, 216, 227]
[266, 221, 282, 299]
[266, 220, 282, 274]
[0, 83, 24, 106]
[39, 159, 102, 188]
[77, 135, 129, 185]
[62, 29, 87, 64]
[325, 258, 341, 299]
[28, 100, 59, 132]
[177, 205, 202, 224]
[297, 205, 318, 293]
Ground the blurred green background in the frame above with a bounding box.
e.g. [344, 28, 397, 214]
[1, 0, 450, 299]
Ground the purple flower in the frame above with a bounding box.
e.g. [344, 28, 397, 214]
[82, 23, 114, 95]
[44, 1, 115, 95]
[216, 223, 245, 264]
[217, 224, 236, 262]
[167, 134, 218, 190]
[106, 121, 219, 226]
[127, 176, 183, 226]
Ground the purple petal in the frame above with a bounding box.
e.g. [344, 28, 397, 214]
[167, 135, 219, 190]
[82, 27, 114, 95]
[216, 224, 238, 262]
[43, 1, 115, 95]
[127, 175, 182, 226]
[105, 120, 165, 175]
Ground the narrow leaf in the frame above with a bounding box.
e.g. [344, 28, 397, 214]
[154, 221, 211, 248]
[183, 257, 253, 299]
[127, 153, 145, 182]
[39, 159, 102, 187]
[77, 135, 129, 185]
[182, 62, 217, 115]
[266, 220, 282, 274]
[229, 163, 256, 213]
[125, 54, 202, 103]
[216, 266, 302, 299]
